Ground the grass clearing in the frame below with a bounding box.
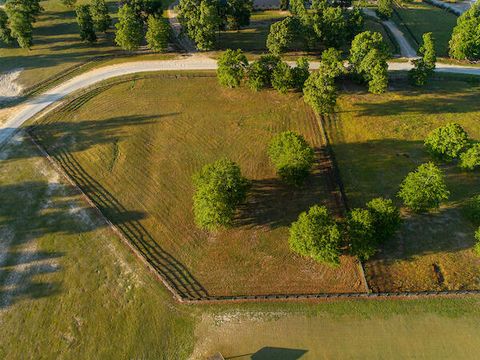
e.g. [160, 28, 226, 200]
[392, 0, 458, 56]
[31, 73, 365, 297]
[329, 76, 480, 292]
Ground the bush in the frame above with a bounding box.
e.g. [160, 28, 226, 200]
[475, 228, 480, 256]
[346, 208, 377, 260]
[289, 205, 341, 266]
[366, 197, 401, 242]
[303, 71, 337, 115]
[217, 49, 249, 88]
[268, 131, 315, 186]
[192, 158, 249, 230]
[464, 194, 480, 224]
[460, 143, 480, 171]
[246, 54, 280, 91]
[398, 162, 450, 212]
[424, 123, 469, 161]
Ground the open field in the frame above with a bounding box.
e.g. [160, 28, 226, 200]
[392, 0, 458, 56]
[328, 75, 480, 292]
[31, 73, 365, 297]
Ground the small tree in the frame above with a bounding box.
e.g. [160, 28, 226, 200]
[409, 32, 436, 86]
[192, 158, 249, 230]
[320, 48, 344, 78]
[376, 0, 393, 20]
[366, 197, 401, 242]
[289, 205, 342, 266]
[398, 162, 450, 212]
[464, 195, 480, 224]
[368, 61, 388, 94]
[475, 227, 480, 256]
[76, 5, 97, 43]
[194, 0, 222, 50]
[115, 4, 144, 51]
[266, 16, 296, 55]
[217, 49, 249, 88]
[303, 71, 337, 115]
[460, 144, 480, 171]
[146, 15, 170, 52]
[424, 123, 469, 161]
[246, 54, 280, 91]
[225, 0, 253, 30]
[268, 131, 315, 185]
[291, 57, 310, 91]
[91, 0, 112, 33]
[449, 2, 480, 61]
[0, 8, 13, 45]
[272, 61, 295, 94]
[5, 2, 34, 48]
[346, 208, 377, 261]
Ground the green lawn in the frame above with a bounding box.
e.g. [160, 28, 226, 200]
[31, 73, 365, 297]
[329, 76, 480, 292]
[392, 0, 458, 56]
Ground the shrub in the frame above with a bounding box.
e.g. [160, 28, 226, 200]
[268, 131, 315, 186]
[246, 54, 280, 91]
[398, 162, 450, 212]
[464, 194, 480, 224]
[475, 228, 480, 256]
[460, 143, 480, 171]
[217, 49, 249, 88]
[424, 123, 469, 161]
[366, 197, 401, 242]
[289, 205, 341, 266]
[192, 158, 249, 230]
[303, 71, 337, 115]
[346, 208, 377, 260]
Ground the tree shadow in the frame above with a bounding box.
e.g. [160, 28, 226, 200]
[225, 347, 308, 360]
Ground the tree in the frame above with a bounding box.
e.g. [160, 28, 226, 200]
[192, 158, 249, 230]
[320, 48, 344, 78]
[146, 15, 170, 52]
[268, 131, 315, 185]
[0, 8, 13, 45]
[475, 227, 480, 256]
[303, 71, 337, 114]
[366, 197, 401, 242]
[368, 61, 388, 94]
[289, 0, 308, 20]
[76, 5, 97, 43]
[217, 49, 248, 88]
[398, 162, 450, 212]
[246, 54, 280, 91]
[460, 143, 480, 171]
[91, 0, 112, 33]
[346, 208, 377, 260]
[289, 205, 341, 266]
[115, 4, 144, 51]
[280, 0, 289, 10]
[409, 32, 436, 86]
[225, 0, 253, 30]
[424, 123, 469, 161]
[272, 61, 295, 94]
[291, 57, 310, 90]
[376, 0, 393, 20]
[5, 0, 42, 48]
[465, 195, 480, 224]
[124, 0, 163, 18]
[266, 16, 296, 55]
[61, 0, 77, 7]
[449, 2, 480, 61]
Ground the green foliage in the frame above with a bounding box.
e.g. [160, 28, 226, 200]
[146, 15, 170, 52]
[291, 57, 310, 90]
[124, 0, 163, 18]
[289, 205, 341, 266]
[303, 71, 337, 115]
[91, 0, 112, 33]
[409, 32, 436, 86]
[76, 4, 97, 43]
[0, 8, 13, 45]
[61, 0, 77, 7]
[246, 54, 280, 91]
[225, 0, 253, 30]
[280, 0, 289, 10]
[368, 61, 388, 94]
[475, 228, 480, 256]
[398, 162, 450, 212]
[272, 61, 295, 94]
[449, 2, 480, 61]
[217, 49, 249, 88]
[5, 0, 42, 48]
[115, 4, 144, 51]
[266, 16, 296, 55]
[366, 197, 401, 242]
[192, 158, 249, 230]
[320, 48, 344, 78]
[346, 208, 377, 261]
[460, 143, 480, 171]
[289, 0, 308, 20]
[421, 32, 436, 68]
[464, 194, 480, 224]
[424, 123, 469, 161]
[376, 0, 393, 20]
[268, 131, 315, 185]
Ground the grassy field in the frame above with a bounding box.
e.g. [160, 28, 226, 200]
[392, 0, 458, 56]
[329, 76, 480, 292]
[31, 73, 365, 297]
[0, 133, 194, 359]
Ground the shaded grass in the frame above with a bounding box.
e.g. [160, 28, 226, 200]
[329, 76, 480, 292]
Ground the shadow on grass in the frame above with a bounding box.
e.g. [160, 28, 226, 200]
[225, 347, 308, 360]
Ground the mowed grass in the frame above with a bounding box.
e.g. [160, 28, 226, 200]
[0, 134, 194, 359]
[392, 0, 458, 56]
[328, 76, 480, 292]
[32, 73, 365, 297]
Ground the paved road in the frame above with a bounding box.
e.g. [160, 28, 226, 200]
[362, 8, 418, 58]
[1, 56, 480, 148]
[426, 0, 473, 15]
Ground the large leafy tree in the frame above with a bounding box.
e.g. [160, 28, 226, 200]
[449, 1, 480, 61]
[424, 123, 469, 161]
[91, 0, 112, 33]
[266, 16, 297, 55]
[268, 131, 315, 185]
[192, 158, 249, 230]
[289, 205, 341, 266]
[5, 0, 42, 48]
[398, 162, 450, 212]
[115, 4, 144, 50]
[146, 15, 170, 52]
[0, 8, 13, 45]
[76, 5, 97, 43]
[217, 49, 249, 88]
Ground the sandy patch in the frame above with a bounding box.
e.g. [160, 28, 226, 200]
[0, 69, 23, 101]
